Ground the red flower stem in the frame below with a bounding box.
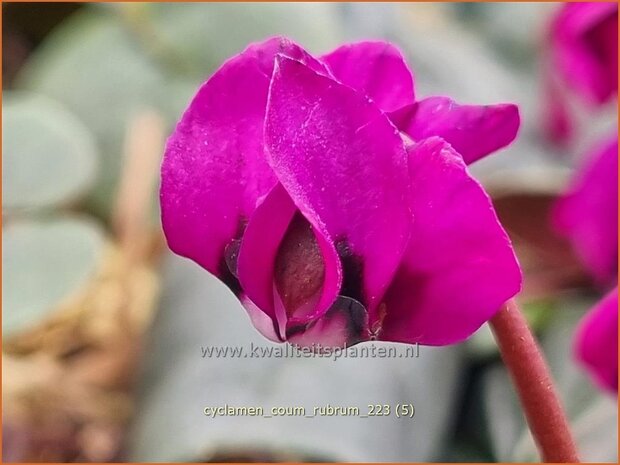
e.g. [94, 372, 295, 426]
[490, 298, 579, 463]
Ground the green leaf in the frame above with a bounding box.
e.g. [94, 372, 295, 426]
[2, 92, 98, 213]
[2, 216, 106, 337]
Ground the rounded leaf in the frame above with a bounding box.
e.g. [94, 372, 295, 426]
[3, 93, 98, 212]
[2, 216, 106, 337]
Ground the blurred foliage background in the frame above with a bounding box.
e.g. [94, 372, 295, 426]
[2, 2, 618, 462]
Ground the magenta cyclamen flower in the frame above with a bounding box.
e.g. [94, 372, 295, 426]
[543, 3, 618, 143]
[574, 288, 618, 392]
[161, 37, 522, 347]
[554, 136, 618, 285]
[550, 2, 618, 105]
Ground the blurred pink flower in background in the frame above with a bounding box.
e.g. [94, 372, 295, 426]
[161, 37, 522, 348]
[551, 2, 618, 104]
[574, 288, 618, 392]
[543, 2, 618, 144]
[553, 136, 618, 285]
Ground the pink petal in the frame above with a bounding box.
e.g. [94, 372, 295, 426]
[320, 41, 415, 112]
[236, 184, 296, 337]
[236, 183, 342, 336]
[550, 3, 618, 104]
[160, 37, 325, 279]
[574, 288, 618, 392]
[265, 55, 412, 326]
[389, 97, 520, 165]
[553, 136, 618, 285]
[240, 295, 283, 343]
[380, 137, 522, 346]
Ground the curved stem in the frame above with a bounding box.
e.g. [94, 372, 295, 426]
[490, 299, 579, 462]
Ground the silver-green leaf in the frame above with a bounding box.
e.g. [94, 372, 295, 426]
[2, 216, 106, 337]
[3, 93, 98, 213]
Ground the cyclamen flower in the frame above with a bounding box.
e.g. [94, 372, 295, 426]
[544, 2, 618, 143]
[550, 2, 618, 104]
[553, 136, 618, 285]
[574, 288, 618, 392]
[161, 37, 522, 347]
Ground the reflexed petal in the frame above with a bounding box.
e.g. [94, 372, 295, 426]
[321, 41, 415, 112]
[574, 288, 618, 392]
[380, 137, 522, 345]
[160, 37, 326, 278]
[265, 56, 411, 325]
[553, 136, 618, 284]
[389, 97, 520, 165]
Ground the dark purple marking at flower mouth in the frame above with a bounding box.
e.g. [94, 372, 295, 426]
[329, 295, 369, 344]
[219, 219, 247, 296]
[219, 250, 242, 296]
[286, 295, 369, 346]
[335, 239, 365, 305]
[224, 239, 242, 278]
